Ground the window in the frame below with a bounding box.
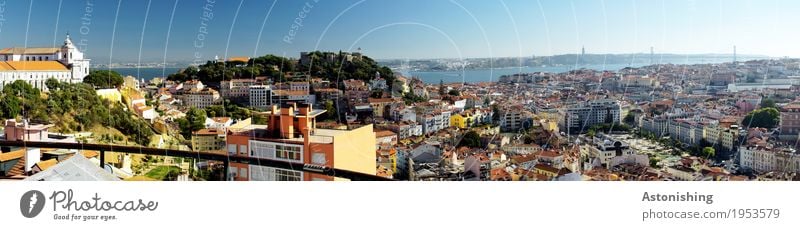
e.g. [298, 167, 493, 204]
[275, 168, 301, 181]
[312, 153, 326, 165]
[239, 145, 247, 155]
[276, 145, 301, 161]
[239, 168, 247, 178]
[227, 144, 237, 155]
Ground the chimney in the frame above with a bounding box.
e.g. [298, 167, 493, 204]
[302, 127, 310, 151]
[298, 103, 312, 116]
[24, 148, 41, 173]
[271, 104, 279, 114]
[279, 104, 295, 139]
[267, 104, 280, 134]
[122, 154, 132, 171]
[3, 119, 15, 141]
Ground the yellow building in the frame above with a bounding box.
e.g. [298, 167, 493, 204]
[191, 129, 226, 152]
[152, 118, 169, 134]
[316, 124, 377, 180]
[540, 119, 559, 133]
[123, 76, 140, 90]
[536, 109, 560, 122]
[533, 164, 560, 178]
[377, 147, 397, 174]
[226, 103, 377, 181]
[450, 112, 475, 129]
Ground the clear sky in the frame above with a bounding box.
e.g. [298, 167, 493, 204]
[0, 0, 798, 63]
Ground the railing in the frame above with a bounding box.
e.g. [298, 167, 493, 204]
[0, 140, 391, 181]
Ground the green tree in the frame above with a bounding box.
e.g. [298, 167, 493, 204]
[649, 158, 660, 168]
[177, 107, 207, 139]
[108, 106, 153, 145]
[742, 107, 780, 129]
[587, 123, 632, 135]
[760, 98, 777, 109]
[205, 105, 225, 118]
[402, 90, 425, 105]
[84, 70, 124, 89]
[492, 105, 501, 122]
[187, 107, 207, 129]
[0, 96, 22, 119]
[45, 78, 62, 91]
[252, 114, 267, 125]
[167, 72, 189, 82]
[324, 100, 337, 121]
[183, 66, 199, 78]
[459, 130, 482, 148]
[703, 147, 716, 160]
[175, 118, 191, 139]
[448, 89, 461, 96]
[623, 113, 635, 124]
[3, 79, 40, 98]
[2, 80, 46, 120]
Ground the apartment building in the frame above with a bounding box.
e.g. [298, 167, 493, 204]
[343, 79, 370, 105]
[191, 128, 226, 152]
[314, 88, 343, 102]
[271, 90, 316, 106]
[668, 119, 703, 147]
[226, 103, 376, 181]
[220, 79, 257, 100]
[249, 85, 273, 110]
[387, 121, 423, 139]
[183, 88, 220, 109]
[563, 99, 621, 134]
[500, 107, 529, 132]
[779, 103, 800, 142]
[740, 145, 800, 174]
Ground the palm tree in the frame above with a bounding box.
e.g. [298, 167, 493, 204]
[703, 147, 716, 160]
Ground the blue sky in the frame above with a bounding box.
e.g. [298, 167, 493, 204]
[0, 0, 798, 63]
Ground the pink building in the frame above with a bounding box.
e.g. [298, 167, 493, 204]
[4, 120, 53, 141]
[735, 99, 756, 114]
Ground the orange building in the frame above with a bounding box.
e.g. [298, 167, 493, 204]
[227, 103, 376, 181]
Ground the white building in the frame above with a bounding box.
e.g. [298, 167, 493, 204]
[369, 72, 387, 91]
[271, 90, 315, 106]
[183, 80, 205, 91]
[221, 79, 257, 99]
[183, 88, 220, 109]
[563, 99, 621, 134]
[249, 85, 273, 110]
[0, 34, 90, 91]
[502, 144, 542, 155]
[740, 146, 800, 174]
[500, 107, 528, 132]
[584, 134, 637, 169]
[205, 117, 233, 133]
[289, 82, 310, 92]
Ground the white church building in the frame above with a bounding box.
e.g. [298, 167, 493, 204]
[0, 34, 90, 91]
